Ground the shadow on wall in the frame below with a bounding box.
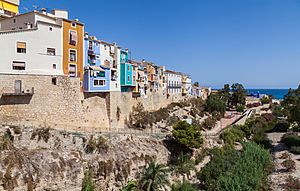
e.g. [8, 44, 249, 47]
[0, 95, 33, 105]
[83, 92, 108, 99]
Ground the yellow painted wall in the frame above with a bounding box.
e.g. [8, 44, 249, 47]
[62, 20, 84, 83]
[0, 0, 19, 13]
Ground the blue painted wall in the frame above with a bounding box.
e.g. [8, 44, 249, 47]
[83, 38, 111, 92]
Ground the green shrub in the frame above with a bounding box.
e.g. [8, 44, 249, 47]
[85, 136, 109, 154]
[281, 133, 300, 148]
[172, 121, 203, 149]
[82, 170, 95, 191]
[271, 121, 290, 132]
[206, 94, 226, 116]
[30, 127, 51, 143]
[290, 146, 300, 155]
[171, 180, 197, 191]
[236, 105, 245, 112]
[282, 159, 296, 172]
[220, 127, 245, 145]
[198, 142, 272, 191]
[285, 175, 300, 191]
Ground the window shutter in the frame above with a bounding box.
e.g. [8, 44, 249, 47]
[17, 42, 26, 49]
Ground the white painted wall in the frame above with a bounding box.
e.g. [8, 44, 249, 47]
[0, 12, 58, 31]
[166, 72, 182, 95]
[0, 22, 63, 75]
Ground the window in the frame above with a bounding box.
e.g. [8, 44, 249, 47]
[52, 78, 57, 85]
[88, 41, 93, 50]
[128, 75, 130, 82]
[13, 19, 16, 23]
[49, 27, 53, 31]
[127, 65, 130, 71]
[52, 64, 57, 69]
[71, 22, 76, 28]
[12, 61, 25, 70]
[69, 50, 76, 62]
[15, 80, 22, 93]
[104, 45, 107, 50]
[17, 42, 26, 53]
[69, 64, 77, 77]
[94, 79, 105, 86]
[69, 30, 77, 45]
[98, 71, 105, 77]
[47, 48, 56, 56]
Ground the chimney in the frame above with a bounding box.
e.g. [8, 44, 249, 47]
[41, 8, 47, 14]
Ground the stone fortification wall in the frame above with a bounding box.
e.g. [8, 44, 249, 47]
[0, 74, 185, 131]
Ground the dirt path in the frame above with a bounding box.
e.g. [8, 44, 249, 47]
[267, 132, 300, 191]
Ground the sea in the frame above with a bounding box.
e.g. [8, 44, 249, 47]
[246, 89, 289, 100]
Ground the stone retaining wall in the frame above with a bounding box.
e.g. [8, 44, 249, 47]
[0, 74, 186, 131]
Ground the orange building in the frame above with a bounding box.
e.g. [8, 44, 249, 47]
[61, 19, 84, 85]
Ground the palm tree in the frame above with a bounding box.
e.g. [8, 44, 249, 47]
[171, 180, 197, 191]
[140, 161, 169, 191]
[172, 153, 195, 180]
[121, 180, 139, 191]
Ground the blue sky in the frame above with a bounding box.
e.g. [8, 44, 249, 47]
[20, 0, 300, 89]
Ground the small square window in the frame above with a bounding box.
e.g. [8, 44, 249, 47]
[52, 64, 57, 69]
[17, 42, 26, 53]
[12, 61, 25, 70]
[52, 78, 57, 85]
[47, 48, 56, 56]
[71, 22, 76, 28]
[49, 27, 53, 31]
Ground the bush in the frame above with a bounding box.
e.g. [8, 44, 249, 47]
[85, 136, 109, 154]
[236, 105, 245, 112]
[30, 128, 51, 143]
[271, 121, 290, 132]
[281, 133, 300, 148]
[206, 94, 226, 116]
[285, 175, 300, 191]
[198, 142, 272, 191]
[220, 127, 245, 145]
[172, 121, 203, 149]
[171, 180, 197, 191]
[290, 146, 300, 155]
[201, 116, 217, 130]
[82, 170, 95, 191]
[282, 159, 296, 172]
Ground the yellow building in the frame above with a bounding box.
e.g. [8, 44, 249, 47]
[60, 19, 84, 85]
[0, 0, 19, 18]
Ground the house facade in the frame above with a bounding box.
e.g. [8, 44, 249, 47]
[59, 17, 84, 85]
[166, 70, 182, 95]
[0, 11, 63, 76]
[182, 75, 192, 96]
[0, 0, 19, 19]
[120, 49, 134, 92]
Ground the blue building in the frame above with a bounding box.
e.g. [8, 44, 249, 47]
[83, 35, 111, 92]
[120, 49, 135, 92]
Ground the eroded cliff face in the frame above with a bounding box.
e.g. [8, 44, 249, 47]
[0, 125, 170, 191]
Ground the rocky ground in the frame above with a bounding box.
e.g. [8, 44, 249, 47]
[268, 132, 300, 191]
[0, 125, 170, 191]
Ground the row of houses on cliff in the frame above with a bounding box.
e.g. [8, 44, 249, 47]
[0, 2, 210, 99]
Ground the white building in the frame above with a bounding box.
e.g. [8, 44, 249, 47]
[182, 75, 192, 96]
[0, 11, 64, 76]
[99, 41, 121, 92]
[165, 70, 182, 95]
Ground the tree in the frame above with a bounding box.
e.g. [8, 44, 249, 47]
[172, 121, 203, 149]
[218, 84, 231, 106]
[230, 83, 246, 107]
[206, 94, 226, 116]
[282, 85, 300, 128]
[171, 180, 197, 191]
[172, 153, 195, 180]
[140, 162, 169, 191]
